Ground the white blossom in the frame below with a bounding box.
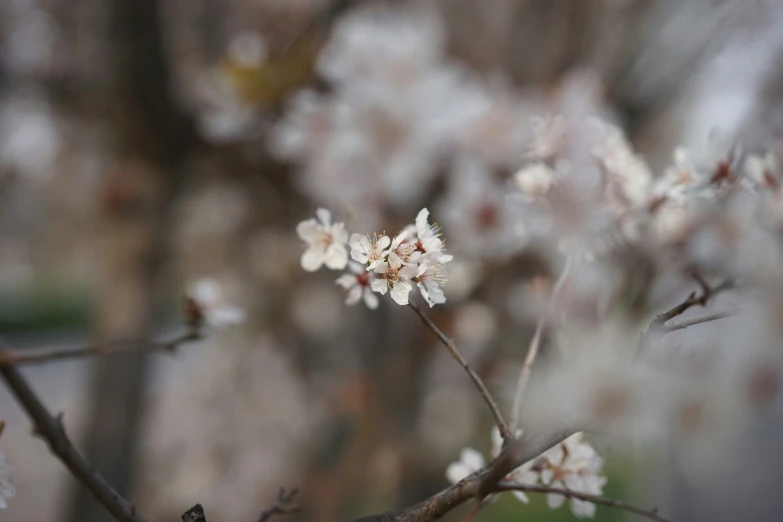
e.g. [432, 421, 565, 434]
[514, 162, 557, 199]
[296, 208, 349, 272]
[445, 447, 485, 484]
[538, 433, 607, 518]
[349, 233, 391, 271]
[0, 452, 15, 509]
[415, 257, 448, 308]
[371, 251, 422, 306]
[335, 263, 379, 309]
[187, 278, 246, 328]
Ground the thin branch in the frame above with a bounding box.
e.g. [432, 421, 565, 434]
[494, 482, 670, 522]
[510, 256, 573, 432]
[0, 330, 202, 367]
[665, 308, 741, 332]
[0, 340, 147, 522]
[637, 276, 733, 356]
[258, 487, 300, 522]
[408, 302, 511, 441]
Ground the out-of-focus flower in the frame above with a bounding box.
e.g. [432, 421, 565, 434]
[538, 433, 607, 518]
[527, 115, 566, 161]
[0, 452, 15, 509]
[349, 233, 391, 271]
[187, 278, 246, 328]
[336, 263, 379, 309]
[514, 162, 557, 198]
[445, 447, 485, 484]
[296, 208, 349, 271]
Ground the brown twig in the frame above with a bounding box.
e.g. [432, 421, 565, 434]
[408, 302, 511, 441]
[258, 487, 300, 522]
[665, 308, 740, 332]
[494, 482, 671, 522]
[181, 504, 207, 522]
[0, 330, 202, 367]
[352, 430, 579, 522]
[637, 276, 733, 356]
[510, 257, 573, 432]
[0, 340, 147, 522]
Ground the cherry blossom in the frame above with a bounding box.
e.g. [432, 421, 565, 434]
[349, 233, 391, 271]
[335, 263, 379, 309]
[187, 278, 246, 329]
[0, 452, 15, 509]
[445, 447, 485, 484]
[538, 433, 607, 518]
[296, 208, 349, 272]
[371, 251, 422, 306]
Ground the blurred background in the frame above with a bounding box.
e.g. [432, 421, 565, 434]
[0, 0, 782, 521]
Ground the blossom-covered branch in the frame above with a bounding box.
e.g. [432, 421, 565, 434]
[0, 340, 147, 522]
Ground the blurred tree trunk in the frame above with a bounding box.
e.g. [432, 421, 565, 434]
[65, 1, 197, 521]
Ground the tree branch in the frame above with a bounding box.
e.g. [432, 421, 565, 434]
[510, 257, 573, 432]
[494, 482, 670, 522]
[258, 487, 300, 522]
[665, 308, 740, 332]
[0, 330, 202, 367]
[0, 340, 147, 522]
[408, 302, 510, 441]
[637, 276, 733, 356]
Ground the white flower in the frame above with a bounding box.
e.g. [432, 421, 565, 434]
[515, 162, 557, 198]
[445, 447, 485, 484]
[187, 278, 246, 328]
[415, 257, 448, 307]
[297, 208, 349, 272]
[335, 263, 379, 309]
[349, 233, 391, 271]
[371, 248, 421, 306]
[538, 433, 607, 518]
[0, 452, 15, 509]
[412, 208, 454, 262]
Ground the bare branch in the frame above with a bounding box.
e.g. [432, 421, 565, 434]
[665, 308, 741, 332]
[0, 330, 202, 367]
[408, 302, 511, 441]
[637, 276, 733, 356]
[0, 340, 147, 522]
[510, 257, 573, 432]
[494, 482, 670, 522]
[258, 487, 300, 522]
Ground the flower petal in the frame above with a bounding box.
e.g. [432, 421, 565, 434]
[345, 285, 362, 305]
[363, 288, 379, 309]
[371, 279, 388, 295]
[301, 247, 325, 272]
[296, 219, 320, 243]
[316, 207, 331, 225]
[511, 490, 530, 504]
[324, 243, 348, 270]
[390, 281, 412, 305]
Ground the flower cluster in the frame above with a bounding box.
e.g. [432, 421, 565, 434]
[297, 207, 452, 308]
[447, 430, 606, 518]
